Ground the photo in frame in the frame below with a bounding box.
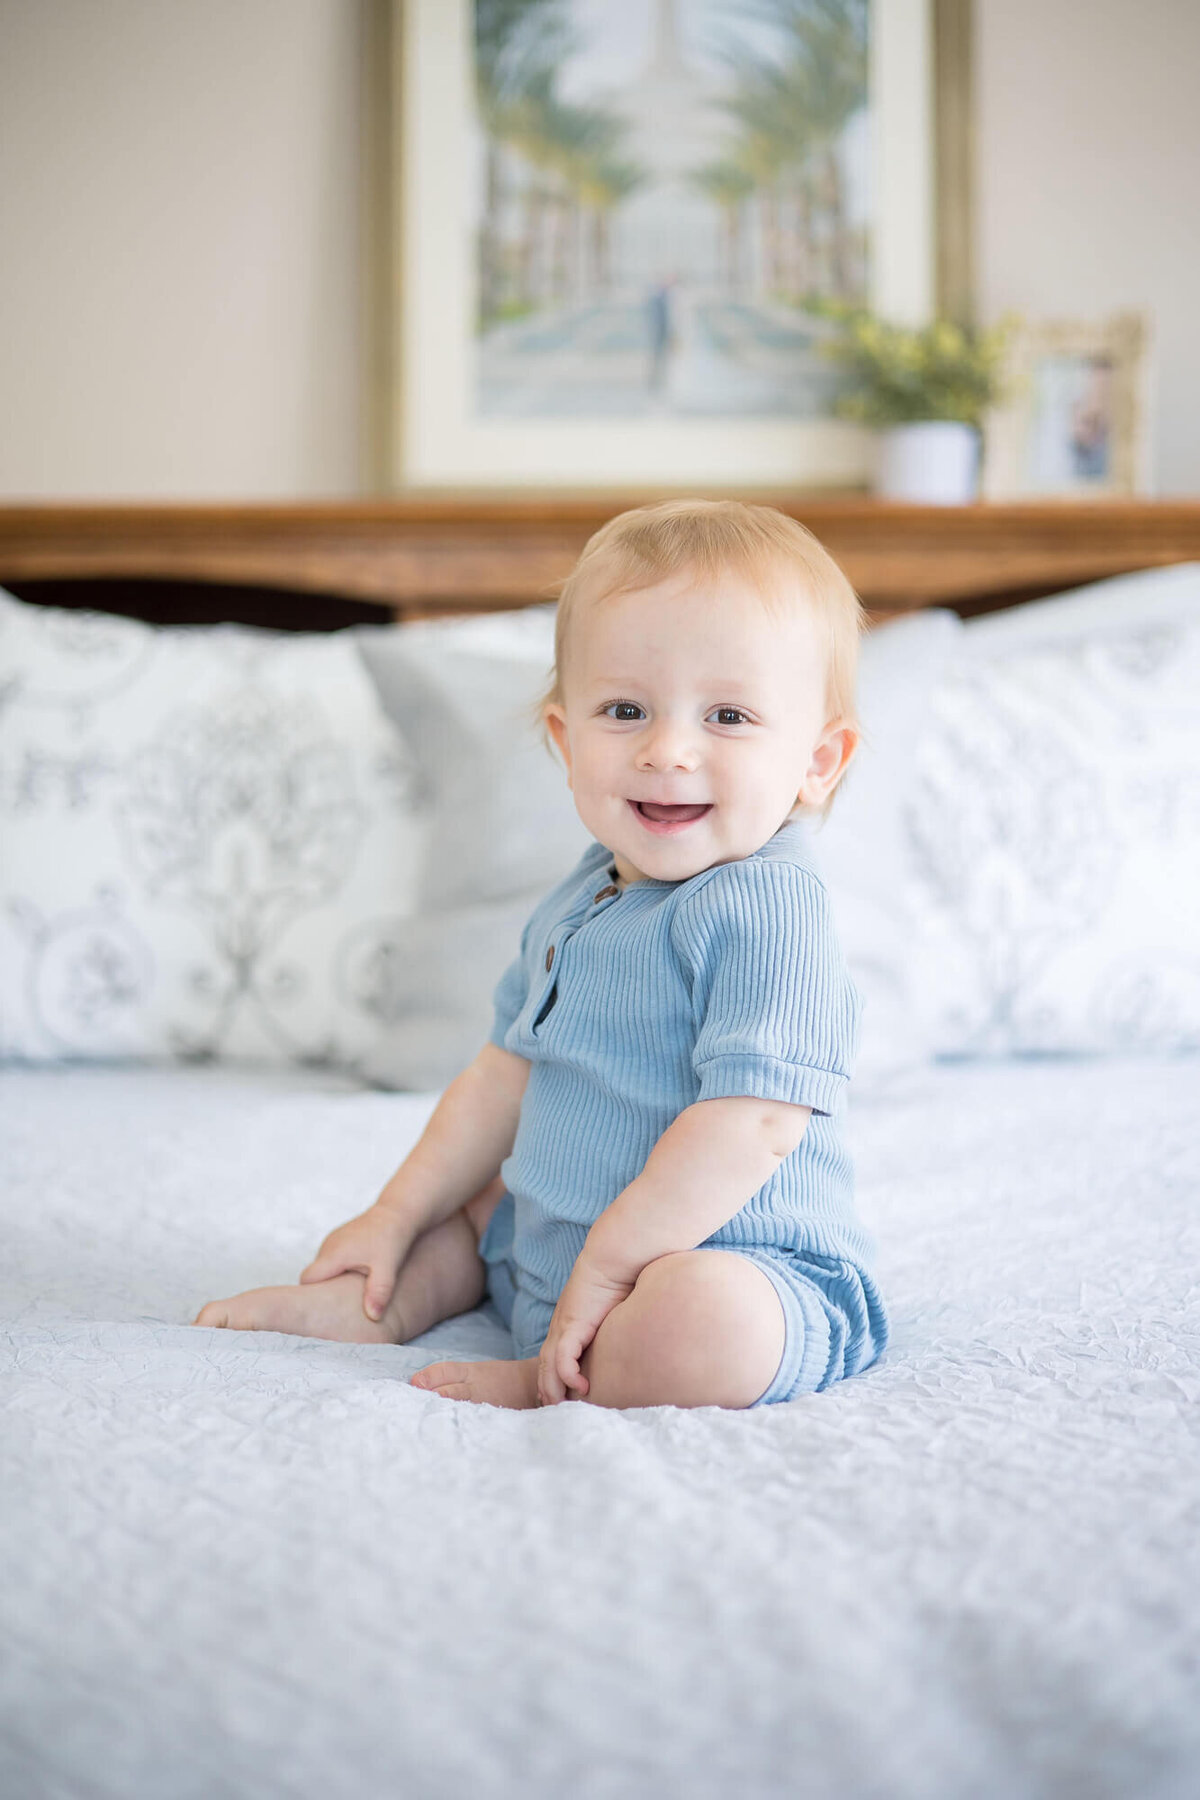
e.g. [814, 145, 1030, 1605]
[983, 314, 1152, 501]
[390, 0, 962, 489]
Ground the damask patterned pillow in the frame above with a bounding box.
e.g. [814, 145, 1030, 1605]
[0, 589, 427, 1069]
[907, 564, 1200, 1058]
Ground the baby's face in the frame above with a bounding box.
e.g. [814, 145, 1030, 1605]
[545, 568, 855, 886]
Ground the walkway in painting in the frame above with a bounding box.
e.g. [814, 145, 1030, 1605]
[476, 291, 841, 420]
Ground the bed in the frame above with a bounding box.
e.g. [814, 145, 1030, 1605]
[2, 503, 1198, 1800]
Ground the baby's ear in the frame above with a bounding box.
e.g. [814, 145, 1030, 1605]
[800, 720, 858, 807]
[544, 703, 572, 779]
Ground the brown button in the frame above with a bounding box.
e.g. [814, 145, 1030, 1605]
[545, 945, 555, 971]
[593, 883, 620, 902]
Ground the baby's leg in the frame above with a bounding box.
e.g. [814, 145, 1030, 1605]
[577, 1249, 786, 1408]
[412, 1248, 785, 1408]
[193, 1181, 503, 1344]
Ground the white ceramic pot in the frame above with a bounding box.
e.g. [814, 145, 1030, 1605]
[876, 421, 980, 504]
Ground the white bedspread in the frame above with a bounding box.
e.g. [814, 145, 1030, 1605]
[2, 1058, 1198, 1800]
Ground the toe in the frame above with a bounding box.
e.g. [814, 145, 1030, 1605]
[193, 1302, 229, 1328]
[410, 1353, 471, 1396]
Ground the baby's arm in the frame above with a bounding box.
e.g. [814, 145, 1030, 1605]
[537, 1095, 810, 1403]
[301, 1042, 529, 1321]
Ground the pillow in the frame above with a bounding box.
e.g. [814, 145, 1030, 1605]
[355, 604, 964, 1094]
[806, 605, 963, 1092]
[352, 890, 545, 1092]
[0, 589, 425, 1068]
[906, 563, 1200, 1057]
[355, 607, 591, 910]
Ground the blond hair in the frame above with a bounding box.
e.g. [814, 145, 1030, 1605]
[543, 496, 865, 728]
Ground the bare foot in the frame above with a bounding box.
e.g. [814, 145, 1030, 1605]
[409, 1356, 540, 1408]
[193, 1272, 409, 1344]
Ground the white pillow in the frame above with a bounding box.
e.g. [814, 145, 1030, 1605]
[0, 589, 425, 1067]
[809, 606, 963, 1091]
[907, 564, 1200, 1057]
[352, 889, 547, 1092]
[356, 606, 591, 909]
[355, 604, 964, 1093]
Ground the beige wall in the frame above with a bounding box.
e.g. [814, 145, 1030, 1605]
[0, 0, 1196, 498]
[0, 0, 367, 498]
[976, 0, 1200, 495]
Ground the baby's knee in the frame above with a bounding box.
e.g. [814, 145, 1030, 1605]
[635, 1249, 777, 1339]
[589, 1250, 785, 1408]
[633, 1249, 742, 1334]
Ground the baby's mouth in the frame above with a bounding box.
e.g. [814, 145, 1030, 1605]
[629, 800, 713, 831]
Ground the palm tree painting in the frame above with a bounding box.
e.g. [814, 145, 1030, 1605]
[473, 0, 870, 418]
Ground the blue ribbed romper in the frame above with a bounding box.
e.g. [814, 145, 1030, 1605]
[481, 818, 889, 1403]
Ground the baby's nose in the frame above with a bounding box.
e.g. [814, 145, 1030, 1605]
[637, 721, 699, 772]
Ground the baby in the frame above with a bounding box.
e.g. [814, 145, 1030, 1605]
[195, 500, 888, 1409]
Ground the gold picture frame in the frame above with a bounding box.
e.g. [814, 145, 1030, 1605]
[983, 314, 1151, 502]
[372, 0, 976, 491]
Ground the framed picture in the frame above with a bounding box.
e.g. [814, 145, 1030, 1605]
[389, 0, 964, 489]
[983, 314, 1151, 502]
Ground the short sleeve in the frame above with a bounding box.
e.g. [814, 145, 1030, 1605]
[489, 932, 531, 1049]
[671, 859, 860, 1114]
[489, 907, 543, 1051]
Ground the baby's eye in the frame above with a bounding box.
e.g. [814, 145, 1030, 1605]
[708, 706, 749, 727]
[604, 701, 645, 722]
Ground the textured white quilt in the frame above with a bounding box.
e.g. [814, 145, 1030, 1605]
[2, 1058, 1199, 1800]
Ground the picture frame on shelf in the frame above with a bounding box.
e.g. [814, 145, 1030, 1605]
[982, 313, 1151, 502]
[385, 0, 973, 491]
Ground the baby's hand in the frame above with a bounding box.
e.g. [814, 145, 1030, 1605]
[300, 1204, 412, 1323]
[537, 1256, 636, 1405]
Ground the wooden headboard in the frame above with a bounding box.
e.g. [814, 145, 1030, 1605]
[2, 496, 1199, 629]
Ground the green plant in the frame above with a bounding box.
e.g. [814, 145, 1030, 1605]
[812, 301, 1014, 428]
